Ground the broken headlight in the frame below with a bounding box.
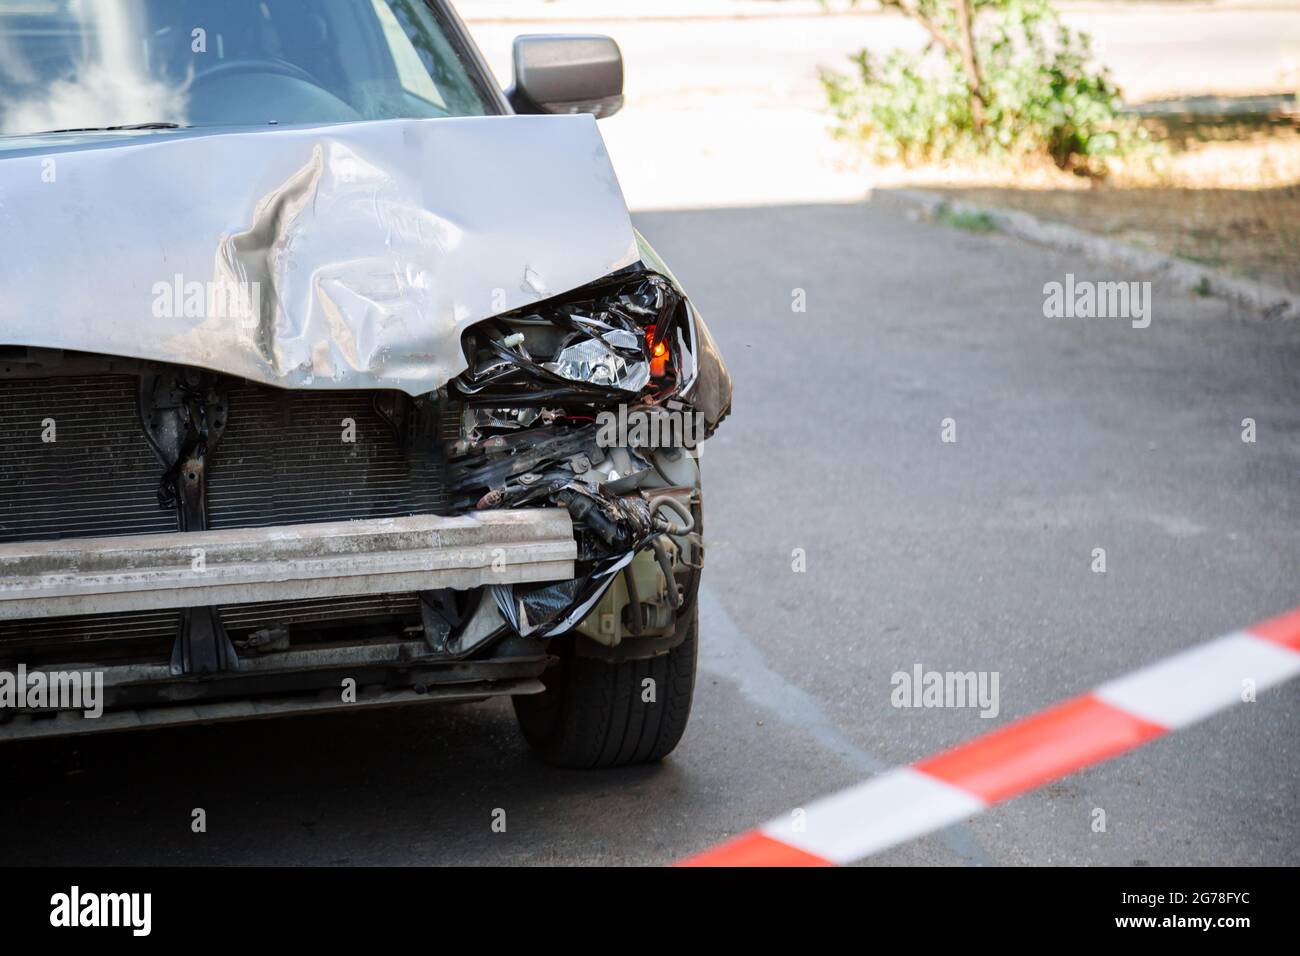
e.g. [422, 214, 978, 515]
[546, 328, 651, 393]
[453, 270, 685, 402]
[438, 261, 729, 643]
[451, 257, 730, 432]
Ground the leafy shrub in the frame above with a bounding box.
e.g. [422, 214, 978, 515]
[822, 0, 1157, 177]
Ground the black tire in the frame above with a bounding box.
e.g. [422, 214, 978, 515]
[512, 606, 698, 769]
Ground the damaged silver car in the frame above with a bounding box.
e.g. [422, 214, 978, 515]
[0, 0, 730, 767]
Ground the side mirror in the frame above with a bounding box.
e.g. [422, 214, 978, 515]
[507, 34, 624, 119]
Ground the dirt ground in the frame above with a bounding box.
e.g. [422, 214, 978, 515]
[913, 109, 1300, 293]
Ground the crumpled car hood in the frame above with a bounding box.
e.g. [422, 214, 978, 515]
[0, 115, 639, 394]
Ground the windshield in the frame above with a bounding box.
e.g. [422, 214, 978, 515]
[0, 0, 493, 137]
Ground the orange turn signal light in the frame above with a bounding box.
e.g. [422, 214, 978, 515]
[645, 325, 669, 377]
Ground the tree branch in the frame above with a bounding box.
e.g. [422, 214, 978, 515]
[878, 0, 988, 129]
[878, 0, 962, 59]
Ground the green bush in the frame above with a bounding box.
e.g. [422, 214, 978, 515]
[822, 0, 1156, 177]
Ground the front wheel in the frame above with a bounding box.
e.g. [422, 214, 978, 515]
[512, 607, 698, 769]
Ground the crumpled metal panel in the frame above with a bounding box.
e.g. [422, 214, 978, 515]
[680, 302, 734, 435]
[0, 115, 638, 395]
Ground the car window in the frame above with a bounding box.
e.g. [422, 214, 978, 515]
[0, 0, 492, 137]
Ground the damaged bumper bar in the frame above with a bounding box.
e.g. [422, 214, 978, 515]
[0, 679, 547, 743]
[0, 511, 576, 620]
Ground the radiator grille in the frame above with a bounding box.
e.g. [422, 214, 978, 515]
[0, 608, 179, 668]
[0, 594, 422, 668]
[0, 372, 443, 666]
[0, 375, 447, 541]
[0, 375, 178, 542]
[207, 383, 447, 529]
[217, 593, 421, 634]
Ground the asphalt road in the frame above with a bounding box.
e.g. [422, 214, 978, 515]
[2, 197, 1296, 866]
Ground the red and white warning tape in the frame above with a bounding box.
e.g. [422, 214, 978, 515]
[678, 606, 1300, 867]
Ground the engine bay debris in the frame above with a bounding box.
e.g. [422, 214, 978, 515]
[435, 266, 730, 648]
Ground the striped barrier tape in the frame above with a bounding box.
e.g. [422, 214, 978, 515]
[678, 605, 1300, 867]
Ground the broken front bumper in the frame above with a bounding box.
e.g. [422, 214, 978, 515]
[0, 510, 577, 741]
[0, 510, 575, 620]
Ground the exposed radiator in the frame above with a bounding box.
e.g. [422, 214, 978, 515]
[0, 372, 445, 665]
[0, 375, 447, 540]
[207, 383, 447, 528]
[0, 594, 423, 669]
[0, 607, 178, 668]
[0, 375, 180, 542]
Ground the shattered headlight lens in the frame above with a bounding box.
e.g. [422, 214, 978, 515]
[454, 270, 685, 402]
[544, 330, 651, 393]
[451, 262, 730, 435]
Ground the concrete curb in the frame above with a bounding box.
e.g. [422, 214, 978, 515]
[883, 187, 1299, 320]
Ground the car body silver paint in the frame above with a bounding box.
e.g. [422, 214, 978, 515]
[0, 114, 638, 395]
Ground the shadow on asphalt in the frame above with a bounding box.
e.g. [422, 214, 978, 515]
[0, 700, 677, 866]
